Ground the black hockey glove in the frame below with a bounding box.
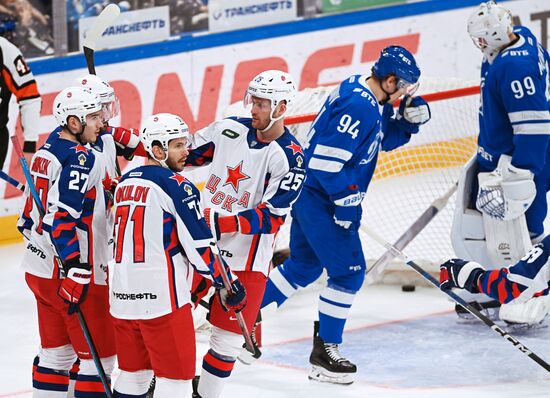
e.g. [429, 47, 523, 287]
[439, 258, 484, 293]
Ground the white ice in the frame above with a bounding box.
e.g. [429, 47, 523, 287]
[1, 241, 550, 398]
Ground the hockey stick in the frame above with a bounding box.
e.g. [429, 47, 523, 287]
[210, 243, 256, 354]
[365, 182, 458, 285]
[361, 223, 550, 373]
[82, 4, 120, 75]
[0, 170, 25, 191]
[82, 4, 123, 177]
[11, 136, 114, 396]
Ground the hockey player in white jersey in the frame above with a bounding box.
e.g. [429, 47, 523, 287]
[17, 87, 117, 397]
[451, 1, 550, 325]
[110, 113, 247, 398]
[260, 46, 431, 384]
[186, 70, 305, 398]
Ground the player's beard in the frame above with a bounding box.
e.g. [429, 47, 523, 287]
[252, 117, 269, 131]
[166, 154, 185, 173]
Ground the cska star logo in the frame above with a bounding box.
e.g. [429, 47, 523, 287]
[71, 144, 89, 155]
[286, 142, 303, 156]
[224, 161, 250, 193]
[169, 173, 187, 186]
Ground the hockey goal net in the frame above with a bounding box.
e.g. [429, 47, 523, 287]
[276, 77, 481, 285]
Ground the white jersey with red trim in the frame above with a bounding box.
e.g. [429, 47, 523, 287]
[110, 165, 231, 320]
[187, 117, 305, 276]
[18, 133, 104, 283]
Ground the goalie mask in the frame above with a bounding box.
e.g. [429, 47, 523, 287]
[244, 70, 296, 132]
[467, 1, 513, 58]
[75, 74, 120, 123]
[53, 86, 102, 130]
[140, 113, 189, 168]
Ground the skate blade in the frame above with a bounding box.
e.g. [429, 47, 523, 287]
[308, 365, 354, 385]
[455, 308, 500, 323]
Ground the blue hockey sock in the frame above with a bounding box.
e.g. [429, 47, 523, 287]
[317, 286, 357, 344]
[261, 266, 297, 308]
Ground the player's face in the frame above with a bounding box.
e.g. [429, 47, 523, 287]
[384, 76, 414, 103]
[80, 111, 104, 144]
[165, 137, 190, 172]
[250, 96, 273, 130]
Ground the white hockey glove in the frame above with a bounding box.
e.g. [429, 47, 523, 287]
[332, 190, 363, 230]
[396, 95, 431, 125]
[476, 156, 535, 221]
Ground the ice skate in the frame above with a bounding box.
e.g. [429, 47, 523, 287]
[308, 321, 356, 385]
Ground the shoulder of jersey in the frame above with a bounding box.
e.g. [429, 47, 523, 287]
[42, 136, 95, 169]
[40, 128, 62, 150]
[495, 32, 538, 69]
[0, 36, 21, 59]
[276, 131, 306, 169]
[224, 116, 252, 129]
[210, 117, 253, 139]
[340, 75, 378, 107]
[122, 165, 198, 198]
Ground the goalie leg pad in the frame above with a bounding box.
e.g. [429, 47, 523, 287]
[452, 155, 533, 267]
[499, 294, 550, 325]
[452, 156, 496, 266]
[482, 212, 532, 267]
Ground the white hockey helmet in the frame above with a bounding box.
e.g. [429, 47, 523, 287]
[245, 69, 296, 115]
[467, 1, 513, 53]
[53, 86, 102, 127]
[140, 113, 189, 161]
[74, 74, 119, 121]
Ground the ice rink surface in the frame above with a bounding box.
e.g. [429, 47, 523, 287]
[1, 241, 550, 398]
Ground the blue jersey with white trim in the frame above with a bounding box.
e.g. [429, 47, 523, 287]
[302, 75, 412, 202]
[477, 26, 550, 174]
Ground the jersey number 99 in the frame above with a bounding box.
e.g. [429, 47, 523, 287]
[511, 76, 536, 99]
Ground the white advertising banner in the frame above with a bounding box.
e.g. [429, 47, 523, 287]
[78, 6, 170, 51]
[209, 0, 297, 33]
[2, 0, 548, 216]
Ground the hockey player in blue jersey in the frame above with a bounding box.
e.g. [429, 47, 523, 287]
[451, 1, 550, 325]
[260, 46, 431, 384]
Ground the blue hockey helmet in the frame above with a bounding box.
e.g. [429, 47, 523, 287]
[372, 46, 420, 87]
